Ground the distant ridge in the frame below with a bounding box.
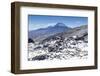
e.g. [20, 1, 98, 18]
[28, 23, 71, 42]
[42, 25, 88, 43]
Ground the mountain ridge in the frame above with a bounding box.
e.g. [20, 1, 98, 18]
[28, 23, 71, 42]
[42, 25, 88, 43]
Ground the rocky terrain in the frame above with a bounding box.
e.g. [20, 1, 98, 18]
[28, 24, 88, 61]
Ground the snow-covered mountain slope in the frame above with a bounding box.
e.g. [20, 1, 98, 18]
[28, 25, 88, 61]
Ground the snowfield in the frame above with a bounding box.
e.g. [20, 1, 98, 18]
[28, 35, 88, 61]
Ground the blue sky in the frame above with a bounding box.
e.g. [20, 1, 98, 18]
[28, 15, 88, 31]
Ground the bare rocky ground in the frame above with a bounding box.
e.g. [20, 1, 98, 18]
[28, 35, 88, 61]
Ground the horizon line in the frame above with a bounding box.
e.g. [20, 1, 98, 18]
[29, 23, 87, 31]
